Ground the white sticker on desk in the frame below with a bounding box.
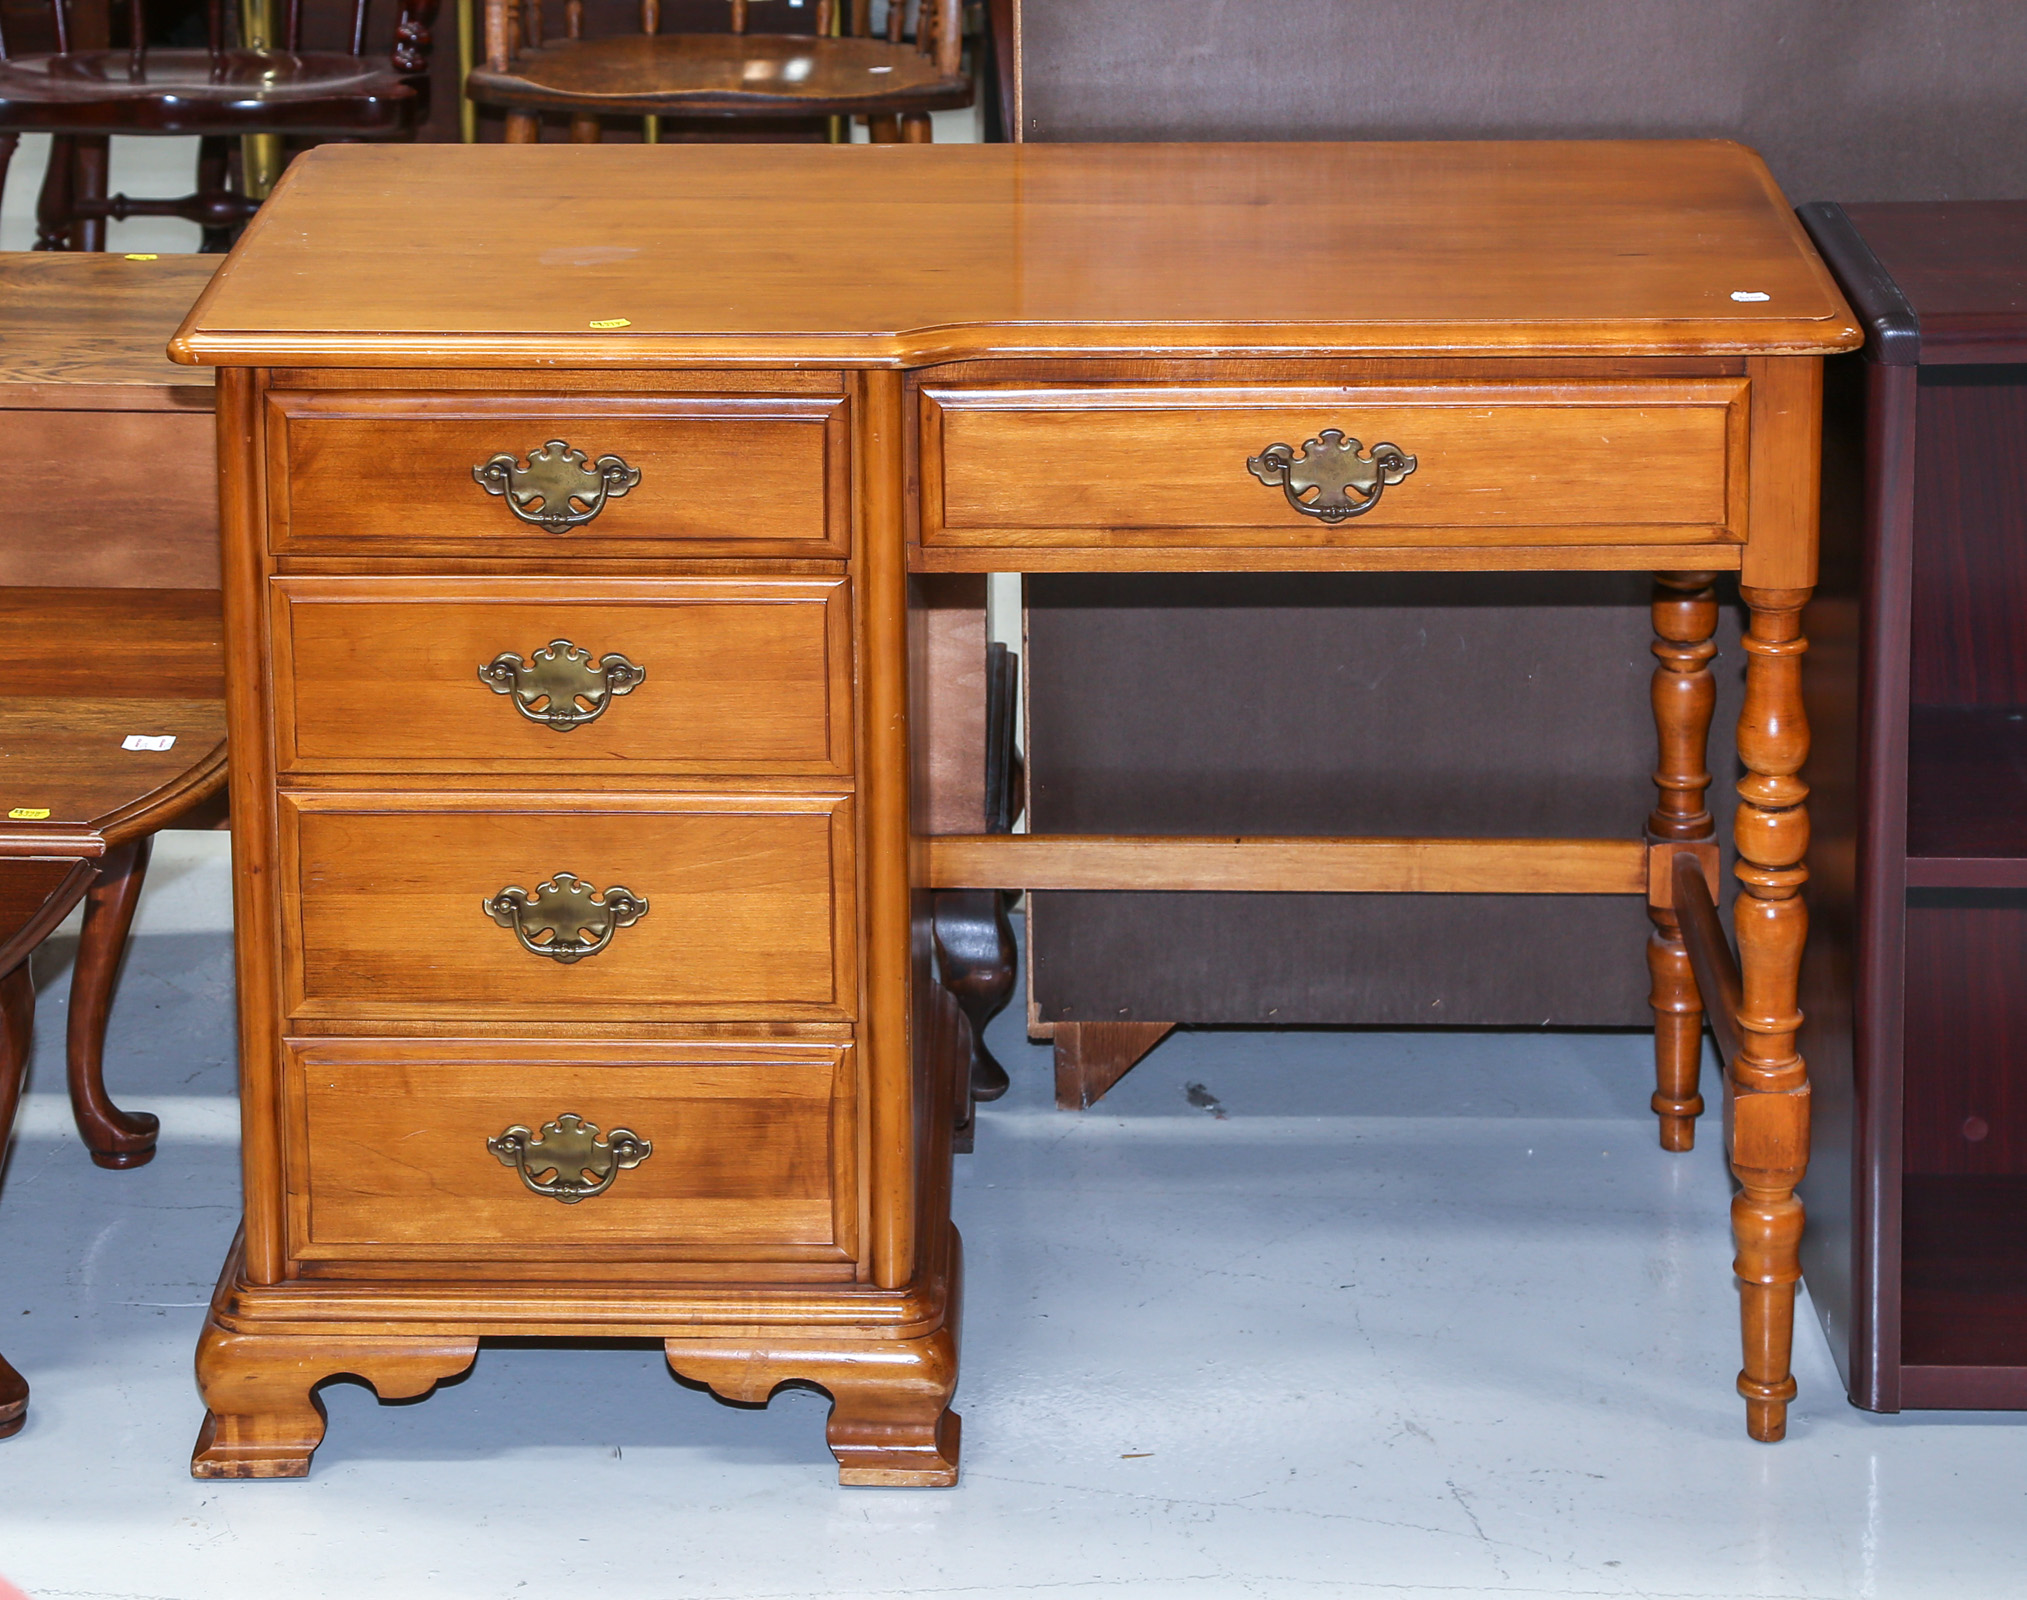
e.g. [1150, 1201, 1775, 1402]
[122, 734, 176, 752]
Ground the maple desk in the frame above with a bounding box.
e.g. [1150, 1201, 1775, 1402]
[170, 139, 1858, 1482]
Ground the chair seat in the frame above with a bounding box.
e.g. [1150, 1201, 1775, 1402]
[466, 33, 971, 119]
[0, 50, 421, 135]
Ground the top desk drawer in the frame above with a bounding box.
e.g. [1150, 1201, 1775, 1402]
[267, 392, 850, 558]
[920, 382, 1748, 551]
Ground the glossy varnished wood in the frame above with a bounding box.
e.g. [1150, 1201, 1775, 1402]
[282, 1038, 855, 1265]
[266, 389, 850, 558]
[926, 834, 1649, 894]
[270, 575, 854, 775]
[171, 142, 1857, 369]
[0, 253, 219, 590]
[175, 142, 1850, 1470]
[920, 380, 1749, 552]
[279, 791, 857, 1022]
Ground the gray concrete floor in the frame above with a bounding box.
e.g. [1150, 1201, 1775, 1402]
[1, 832, 2024, 1598]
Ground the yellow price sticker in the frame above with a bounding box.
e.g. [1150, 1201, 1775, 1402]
[124, 253, 159, 261]
[589, 318, 631, 330]
[8, 807, 50, 820]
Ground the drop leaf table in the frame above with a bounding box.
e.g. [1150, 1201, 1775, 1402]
[169, 139, 1858, 1481]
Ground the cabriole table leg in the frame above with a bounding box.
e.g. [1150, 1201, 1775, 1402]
[1730, 585, 1813, 1442]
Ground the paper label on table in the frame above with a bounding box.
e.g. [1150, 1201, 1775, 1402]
[8, 808, 50, 820]
[122, 734, 177, 752]
[1730, 290, 1771, 302]
[589, 318, 631, 329]
[124, 253, 159, 261]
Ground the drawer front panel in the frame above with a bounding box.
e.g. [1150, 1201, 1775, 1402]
[272, 576, 852, 775]
[281, 793, 855, 1022]
[285, 1039, 854, 1263]
[269, 392, 849, 557]
[922, 382, 1748, 548]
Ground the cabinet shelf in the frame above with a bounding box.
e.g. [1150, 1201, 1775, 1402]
[1902, 1176, 2027, 1371]
[1905, 706, 2027, 886]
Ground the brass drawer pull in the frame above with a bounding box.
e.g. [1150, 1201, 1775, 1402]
[488, 1112, 651, 1204]
[472, 439, 642, 532]
[483, 872, 648, 963]
[1246, 430, 1417, 523]
[478, 639, 646, 731]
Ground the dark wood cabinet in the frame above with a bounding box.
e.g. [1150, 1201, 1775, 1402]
[1799, 201, 2027, 1410]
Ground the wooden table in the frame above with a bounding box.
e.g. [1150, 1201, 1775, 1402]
[0, 251, 224, 1439]
[169, 139, 1858, 1481]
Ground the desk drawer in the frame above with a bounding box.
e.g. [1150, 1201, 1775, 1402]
[921, 382, 1749, 549]
[272, 576, 852, 776]
[280, 792, 855, 1023]
[284, 1038, 854, 1267]
[268, 392, 849, 557]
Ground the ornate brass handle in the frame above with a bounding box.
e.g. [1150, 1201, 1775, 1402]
[483, 872, 648, 964]
[1246, 430, 1417, 523]
[478, 639, 645, 731]
[488, 1113, 651, 1204]
[472, 439, 642, 533]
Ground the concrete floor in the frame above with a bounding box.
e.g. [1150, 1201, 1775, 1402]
[1, 832, 2024, 1598]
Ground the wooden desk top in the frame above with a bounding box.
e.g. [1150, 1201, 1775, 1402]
[0, 253, 215, 409]
[173, 140, 1858, 368]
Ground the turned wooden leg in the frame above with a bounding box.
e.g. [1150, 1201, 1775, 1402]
[666, 1323, 961, 1486]
[901, 111, 933, 143]
[1054, 1020, 1175, 1110]
[504, 111, 541, 144]
[34, 135, 77, 250]
[1, 960, 32, 1438]
[66, 836, 161, 1170]
[867, 115, 901, 143]
[191, 1319, 478, 1479]
[195, 136, 236, 253]
[932, 889, 1015, 1105]
[1730, 585, 1813, 1443]
[72, 136, 109, 252]
[1647, 572, 1719, 1151]
[569, 114, 602, 144]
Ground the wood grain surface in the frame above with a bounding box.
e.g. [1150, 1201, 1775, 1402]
[267, 391, 849, 557]
[280, 791, 857, 1023]
[0, 410, 221, 588]
[284, 1039, 853, 1263]
[922, 381, 1746, 547]
[272, 575, 853, 775]
[171, 142, 1858, 368]
[926, 834, 1646, 895]
[0, 251, 215, 402]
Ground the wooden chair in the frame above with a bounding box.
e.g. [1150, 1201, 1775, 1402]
[0, 251, 226, 1440]
[467, 0, 966, 144]
[0, 0, 440, 251]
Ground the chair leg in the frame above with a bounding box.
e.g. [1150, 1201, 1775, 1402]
[72, 135, 110, 252]
[867, 115, 901, 143]
[34, 135, 77, 250]
[66, 836, 161, 1170]
[196, 137, 237, 254]
[569, 114, 602, 144]
[505, 112, 541, 144]
[0, 134, 17, 218]
[901, 111, 932, 143]
[1, 960, 35, 1438]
